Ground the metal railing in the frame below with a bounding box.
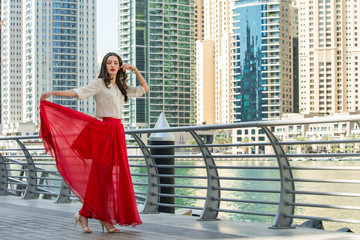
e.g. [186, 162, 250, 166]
[0, 115, 360, 232]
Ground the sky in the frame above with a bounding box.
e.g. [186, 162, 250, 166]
[96, 0, 118, 63]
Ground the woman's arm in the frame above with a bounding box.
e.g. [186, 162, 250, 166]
[133, 68, 150, 92]
[40, 90, 77, 101]
[121, 63, 150, 92]
[40, 79, 101, 101]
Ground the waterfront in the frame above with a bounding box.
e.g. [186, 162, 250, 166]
[5, 157, 360, 233]
[130, 159, 360, 233]
[2, 195, 358, 240]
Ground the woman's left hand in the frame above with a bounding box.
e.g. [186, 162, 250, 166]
[40, 91, 53, 101]
[120, 63, 136, 73]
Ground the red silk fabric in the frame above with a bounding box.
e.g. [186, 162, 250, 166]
[39, 100, 142, 227]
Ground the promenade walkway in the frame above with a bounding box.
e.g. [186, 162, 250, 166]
[0, 196, 359, 240]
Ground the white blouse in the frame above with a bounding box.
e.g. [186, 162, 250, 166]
[73, 78, 146, 119]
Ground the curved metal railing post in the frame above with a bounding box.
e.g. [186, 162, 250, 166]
[189, 131, 220, 221]
[2, 115, 360, 228]
[56, 179, 72, 203]
[261, 126, 295, 229]
[0, 153, 8, 195]
[131, 134, 160, 213]
[16, 139, 38, 199]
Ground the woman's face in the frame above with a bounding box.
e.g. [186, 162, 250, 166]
[106, 55, 121, 78]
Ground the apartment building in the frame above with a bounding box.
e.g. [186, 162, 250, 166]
[232, 0, 297, 122]
[298, 0, 360, 114]
[118, 0, 195, 128]
[1, 0, 97, 135]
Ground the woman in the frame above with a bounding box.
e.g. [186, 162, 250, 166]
[40, 52, 149, 233]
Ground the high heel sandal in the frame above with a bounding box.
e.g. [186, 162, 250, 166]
[74, 213, 92, 233]
[99, 220, 121, 233]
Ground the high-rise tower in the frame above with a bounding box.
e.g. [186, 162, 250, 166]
[298, 0, 360, 114]
[0, 1, 2, 125]
[118, 0, 195, 128]
[232, 0, 297, 122]
[194, 0, 216, 125]
[1, 0, 23, 133]
[1, 0, 97, 135]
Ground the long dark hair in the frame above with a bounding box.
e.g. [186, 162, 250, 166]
[98, 52, 128, 102]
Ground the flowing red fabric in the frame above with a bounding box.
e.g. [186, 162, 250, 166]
[39, 100, 142, 227]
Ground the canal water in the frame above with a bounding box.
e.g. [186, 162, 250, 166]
[130, 159, 360, 233]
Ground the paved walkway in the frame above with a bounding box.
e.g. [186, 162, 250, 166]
[0, 196, 359, 240]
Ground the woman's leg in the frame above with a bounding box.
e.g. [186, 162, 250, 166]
[74, 211, 92, 233]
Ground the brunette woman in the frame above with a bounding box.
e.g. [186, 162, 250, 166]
[40, 52, 149, 233]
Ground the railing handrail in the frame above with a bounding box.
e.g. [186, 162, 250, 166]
[1, 114, 360, 141]
[0, 115, 360, 233]
[128, 114, 360, 134]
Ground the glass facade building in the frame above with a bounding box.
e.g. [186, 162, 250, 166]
[25, 0, 97, 126]
[118, 0, 195, 128]
[51, 1, 79, 108]
[232, 3, 264, 122]
[232, 0, 295, 122]
[1, 0, 97, 135]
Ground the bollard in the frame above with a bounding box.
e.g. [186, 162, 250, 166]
[149, 113, 175, 214]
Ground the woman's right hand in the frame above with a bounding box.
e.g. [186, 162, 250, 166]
[40, 91, 53, 101]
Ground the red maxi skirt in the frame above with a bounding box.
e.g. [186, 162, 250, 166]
[39, 100, 142, 227]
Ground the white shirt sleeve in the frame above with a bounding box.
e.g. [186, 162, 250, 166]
[126, 85, 146, 98]
[73, 79, 102, 100]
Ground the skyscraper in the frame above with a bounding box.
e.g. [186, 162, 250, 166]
[194, 0, 216, 125]
[194, 0, 204, 41]
[197, 0, 233, 124]
[232, 0, 297, 122]
[1, 0, 24, 134]
[1, 0, 97, 135]
[298, 0, 360, 114]
[0, 1, 2, 125]
[196, 40, 215, 125]
[118, 0, 195, 128]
